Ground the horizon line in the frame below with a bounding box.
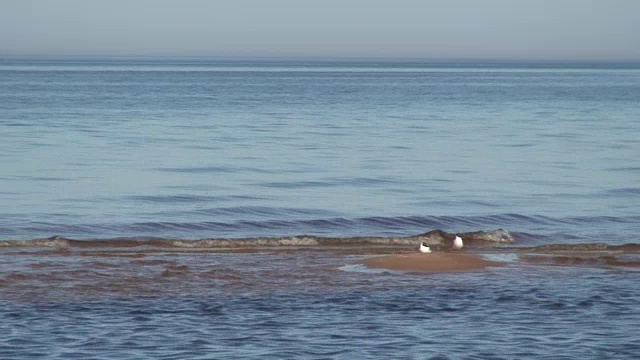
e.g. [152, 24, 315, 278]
[2, 53, 640, 64]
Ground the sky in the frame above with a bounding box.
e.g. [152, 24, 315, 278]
[2, 0, 639, 60]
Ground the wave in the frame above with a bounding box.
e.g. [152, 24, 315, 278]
[2, 214, 638, 239]
[0, 229, 514, 249]
[518, 243, 640, 252]
[2, 230, 639, 272]
[2, 231, 638, 271]
[518, 243, 640, 268]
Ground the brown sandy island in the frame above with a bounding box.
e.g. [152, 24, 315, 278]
[361, 252, 503, 272]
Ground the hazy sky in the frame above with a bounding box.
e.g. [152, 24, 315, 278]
[2, 0, 639, 60]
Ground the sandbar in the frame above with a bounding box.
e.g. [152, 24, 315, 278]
[361, 252, 503, 272]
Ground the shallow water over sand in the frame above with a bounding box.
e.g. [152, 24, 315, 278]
[1, 242, 639, 359]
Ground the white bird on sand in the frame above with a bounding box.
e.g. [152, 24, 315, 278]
[419, 242, 432, 253]
[453, 236, 464, 250]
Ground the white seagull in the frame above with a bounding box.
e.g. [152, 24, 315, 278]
[453, 236, 464, 250]
[419, 242, 432, 253]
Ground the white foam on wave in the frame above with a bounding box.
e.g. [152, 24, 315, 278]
[481, 253, 520, 263]
[0, 239, 70, 248]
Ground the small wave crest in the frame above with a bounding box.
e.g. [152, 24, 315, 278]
[522, 243, 640, 252]
[517, 243, 640, 269]
[0, 229, 514, 249]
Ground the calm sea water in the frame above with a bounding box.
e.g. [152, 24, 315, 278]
[1, 58, 639, 359]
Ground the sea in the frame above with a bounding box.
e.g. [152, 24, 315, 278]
[1, 58, 639, 359]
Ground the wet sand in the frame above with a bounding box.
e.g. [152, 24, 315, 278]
[361, 252, 503, 272]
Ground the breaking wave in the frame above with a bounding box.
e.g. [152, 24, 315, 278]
[0, 229, 514, 249]
[2, 230, 638, 269]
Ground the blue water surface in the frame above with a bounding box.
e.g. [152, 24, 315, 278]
[2, 59, 639, 241]
[1, 58, 640, 360]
